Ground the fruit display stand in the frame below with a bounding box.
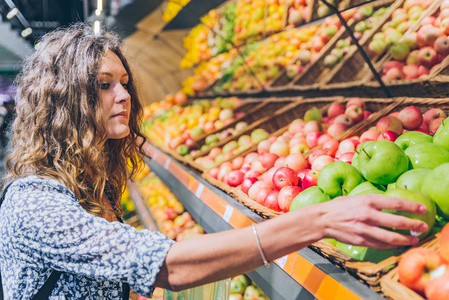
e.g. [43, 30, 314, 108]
[140, 142, 385, 299]
[267, 0, 399, 92]
[318, 0, 439, 94]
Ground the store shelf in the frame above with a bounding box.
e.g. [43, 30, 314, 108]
[141, 142, 385, 300]
[128, 181, 159, 231]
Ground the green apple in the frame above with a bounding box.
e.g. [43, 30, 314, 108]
[290, 186, 331, 211]
[396, 168, 431, 191]
[222, 141, 238, 154]
[176, 144, 189, 156]
[348, 181, 385, 196]
[433, 117, 449, 151]
[394, 131, 433, 151]
[323, 238, 337, 246]
[335, 242, 405, 262]
[383, 188, 436, 240]
[355, 140, 409, 185]
[317, 161, 364, 198]
[205, 134, 220, 145]
[405, 142, 449, 169]
[250, 129, 269, 144]
[230, 275, 249, 294]
[421, 162, 449, 219]
[243, 286, 265, 300]
[304, 106, 322, 122]
[387, 182, 397, 190]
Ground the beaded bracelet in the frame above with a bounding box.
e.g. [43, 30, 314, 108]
[252, 223, 271, 268]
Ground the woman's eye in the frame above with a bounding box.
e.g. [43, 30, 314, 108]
[122, 83, 129, 90]
[100, 83, 110, 90]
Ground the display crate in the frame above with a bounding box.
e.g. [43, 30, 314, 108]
[318, 0, 438, 92]
[199, 97, 403, 219]
[363, 1, 449, 98]
[379, 233, 440, 300]
[186, 97, 303, 163]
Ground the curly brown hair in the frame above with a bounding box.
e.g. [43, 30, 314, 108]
[7, 23, 149, 218]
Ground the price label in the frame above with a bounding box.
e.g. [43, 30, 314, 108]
[223, 205, 233, 223]
[275, 255, 288, 269]
[195, 183, 204, 198]
[164, 158, 171, 170]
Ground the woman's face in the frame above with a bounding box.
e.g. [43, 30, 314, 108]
[97, 50, 131, 140]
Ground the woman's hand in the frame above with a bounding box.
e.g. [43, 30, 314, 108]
[316, 194, 428, 249]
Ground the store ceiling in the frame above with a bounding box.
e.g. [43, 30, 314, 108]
[0, 0, 194, 104]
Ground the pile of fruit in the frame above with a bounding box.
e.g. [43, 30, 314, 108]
[136, 175, 204, 241]
[229, 275, 268, 300]
[141, 97, 243, 155]
[397, 223, 449, 299]
[378, 0, 449, 81]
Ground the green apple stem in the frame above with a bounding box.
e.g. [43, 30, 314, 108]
[362, 148, 371, 159]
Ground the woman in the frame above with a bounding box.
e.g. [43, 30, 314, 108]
[0, 23, 428, 299]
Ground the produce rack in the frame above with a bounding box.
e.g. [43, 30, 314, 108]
[129, 142, 385, 300]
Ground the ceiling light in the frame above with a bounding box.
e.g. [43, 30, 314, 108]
[94, 21, 101, 36]
[21, 27, 32, 37]
[6, 7, 18, 19]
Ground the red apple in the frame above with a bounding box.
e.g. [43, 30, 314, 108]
[232, 156, 245, 170]
[424, 108, 447, 125]
[248, 181, 271, 203]
[383, 61, 405, 74]
[398, 248, 445, 295]
[385, 67, 404, 81]
[424, 265, 449, 300]
[403, 64, 419, 80]
[439, 222, 449, 262]
[278, 186, 303, 212]
[311, 155, 334, 170]
[208, 167, 219, 179]
[418, 46, 438, 69]
[317, 133, 333, 145]
[308, 149, 327, 165]
[274, 156, 286, 168]
[377, 130, 399, 141]
[306, 131, 321, 148]
[272, 167, 299, 190]
[338, 152, 355, 164]
[257, 139, 273, 154]
[241, 177, 258, 194]
[244, 152, 259, 164]
[424, 27, 444, 46]
[376, 115, 403, 135]
[263, 190, 281, 211]
[303, 120, 322, 134]
[345, 105, 364, 123]
[226, 170, 245, 187]
[261, 152, 279, 169]
[322, 139, 340, 157]
[429, 118, 444, 134]
[327, 103, 345, 118]
[434, 36, 449, 56]
[398, 106, 424, 129]
[338, 138, 359, 154]
[327, 123, 348, 138]
[302, 169, 320, 189]
[360, 130, 380, 143]
[284, 153, 309, 172]
[346, 97, 366, 110]
[333, 114, 354, 126]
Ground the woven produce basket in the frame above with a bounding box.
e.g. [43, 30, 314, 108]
[380, 233, 440, 299]
[288, 0, 399, 92]
[267, 14, 355, 91]
[199, 97, 401, 219]
[362, 1, 449, 98]
[187, 98, 315, 172]
[157, 98, 263, 166]
[319, 0, 439, 92]
[310, 232, 440, 294]
[184, 98, 303, 167]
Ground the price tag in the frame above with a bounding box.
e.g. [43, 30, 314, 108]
[275, 255, 288, 269]
[222, 205, 233, 223]
[195, 183, 204, 198]
[164, 158, 171, 170]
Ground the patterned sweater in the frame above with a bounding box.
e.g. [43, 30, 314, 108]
[0, 176, 174, 299]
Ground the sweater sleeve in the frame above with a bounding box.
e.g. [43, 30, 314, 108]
[1, 177, 175, 297]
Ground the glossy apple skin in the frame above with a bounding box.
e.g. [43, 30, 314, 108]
[398, 248, 445, 295]
[317, 161, 363, 198]
[425, 265, 449, 300]
[272, 167, 299, 190]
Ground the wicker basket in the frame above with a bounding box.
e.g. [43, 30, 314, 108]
[286, 0, 399, 92]
[319, 0, 439, 92]
[184, 97, 303, 165]
[362, 1, 448, 98]
[311, 232, 440, 294]
[380, 233, 440, 300]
